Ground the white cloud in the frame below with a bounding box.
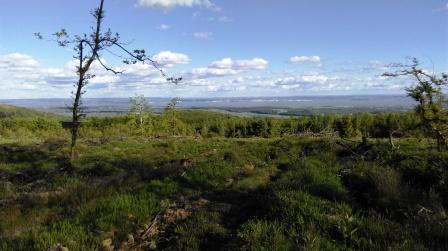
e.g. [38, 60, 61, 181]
[0, 53, 48, 96]
[0, 53, 413, 98]
[113, 62, 170, 86]
[190, 67, 238, 78]
[210, 58, 233, 69]
[211, 58, 268, 70]
[289, 55, 321, 64]
[151, 51, 190, 67]
[0, 53, 39, 70]
[137, 0, 213, 9]
[229, 76, 275, 88]
[185, 57, 268, 80]
[273, 74, 336, 91]
[234, 58, 268, 70]
[156, 24, 172, 30]
[193, 31, 213, 39]
[275, 74, 328, 85]
[0, 52, 181, 98]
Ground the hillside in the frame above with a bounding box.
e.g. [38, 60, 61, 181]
[0, 109, 447, 250]
[0, 104, 55, 118]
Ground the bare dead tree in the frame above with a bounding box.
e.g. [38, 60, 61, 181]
[383, 58, 448, 151]
[36, 0, 182, 160]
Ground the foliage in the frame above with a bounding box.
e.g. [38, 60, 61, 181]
[128, 94, 152, 135]
[383, 58, 448, 151]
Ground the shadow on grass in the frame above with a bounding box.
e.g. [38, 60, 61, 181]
[0, 143, 71, 185]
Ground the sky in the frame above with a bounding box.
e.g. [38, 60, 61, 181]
[0, 0, 447, 98]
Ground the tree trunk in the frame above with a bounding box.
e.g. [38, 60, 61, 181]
[389, 131, 396, 149]
[70, 42, 85, 162]
[69, 0, 105, 161]
[437, 134, 443, 152]
[70, 126, 78, 160]
[361, 136, 368, 146]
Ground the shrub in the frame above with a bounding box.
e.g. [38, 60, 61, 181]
[341, 164, 402, 212]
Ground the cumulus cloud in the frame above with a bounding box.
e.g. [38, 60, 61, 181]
[274, 74, 331, 90]
[289, 55, 321, 64]
[151, 51, 190, 67]
[185, 57, 268, 80]
[0, 52, 412, 98]
[229, 76, 275, 88]
[193, 31, 213, 39]
[0, 53, 48, 95]
[0, 52, 184, 98]
[234, 58, 268, 70]
[0, 53, 39, 71]
[210, 58, 268, 70]
[111, 62, 172, 86]
[189, 67, 238, 78]
[136, 0, 213, 9]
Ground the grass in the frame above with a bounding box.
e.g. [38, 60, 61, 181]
[0, 109, 447, 250]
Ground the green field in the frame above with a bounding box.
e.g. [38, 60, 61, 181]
[0, 106, 447, 250]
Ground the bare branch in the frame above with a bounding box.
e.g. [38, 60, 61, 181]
[36, 0, 182, 160]
[83, 40, 123, 74]
[96, 55, 123, 74]
[108, 40, 181, 84]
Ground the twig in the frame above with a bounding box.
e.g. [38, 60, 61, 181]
[142, 209, 164, 238]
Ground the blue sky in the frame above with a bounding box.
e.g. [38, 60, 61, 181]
[0, 0, 447, 98]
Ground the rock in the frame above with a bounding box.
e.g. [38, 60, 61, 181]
[127, 234, 134, 245]
[149, 240, 157, 250]
[105, 230, 116, 237]
[101, 238, 114, 251]
[180, 158, 194, 167]
[47, 243, 69, 251]
[119, 241, 128, 251]
[225, 178, 235, 187]
[137, 229, 144, 235]
[243, 163, 255, 171]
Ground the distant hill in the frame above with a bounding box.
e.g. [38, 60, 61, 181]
[0, 104, 55, 118]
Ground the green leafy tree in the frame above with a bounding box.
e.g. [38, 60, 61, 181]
[335, 116, 359, 138]
[164, 97, 180, 136]
[383, 58, 448, 151]
[129, 94, 151, 135]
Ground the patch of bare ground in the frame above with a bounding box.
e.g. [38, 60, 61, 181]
[100, 197, 209, 251]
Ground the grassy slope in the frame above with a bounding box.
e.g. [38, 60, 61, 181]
[0, 135, 447, 250]
[0, 105, 42, 118]
[0, 104, 62, 119]
[0, 106, 447, 250]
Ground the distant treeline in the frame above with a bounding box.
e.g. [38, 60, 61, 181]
[218, 106, 413, 116]
[0, 109, 422, 141]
